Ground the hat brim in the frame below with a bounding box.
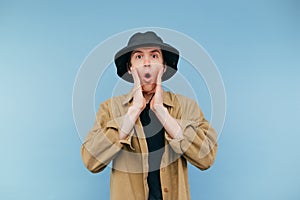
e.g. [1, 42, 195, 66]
[114, 42, 179, 83]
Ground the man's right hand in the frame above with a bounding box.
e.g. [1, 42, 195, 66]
[119, 67, 145, 140]
[131, 67, 146, 112]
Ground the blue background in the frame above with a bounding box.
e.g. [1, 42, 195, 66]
[1, 0, 299, 199]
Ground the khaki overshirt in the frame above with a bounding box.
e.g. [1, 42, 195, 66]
[81, 90, 218, 200]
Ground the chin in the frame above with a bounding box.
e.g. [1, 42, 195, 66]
[142, 83, 156, 93]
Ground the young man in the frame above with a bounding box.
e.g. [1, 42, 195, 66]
[81, 31, 218, 200]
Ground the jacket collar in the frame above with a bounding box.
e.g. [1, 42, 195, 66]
[122, 88, 174, 107]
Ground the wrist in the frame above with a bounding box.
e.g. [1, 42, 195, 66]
[129, 105, 144, 117]
[152, 104, 166, 113]
[119, 130, 129, 140]
[120, 106, 140, 140]
[152, 104, 168, 120]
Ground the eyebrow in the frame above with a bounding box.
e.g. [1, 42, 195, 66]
[131, 50, 143, 55]
[131, 49, 162, 55]
[150, 49, 162, 54]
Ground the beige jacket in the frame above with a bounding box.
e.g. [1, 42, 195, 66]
[81, 90, 218, 200]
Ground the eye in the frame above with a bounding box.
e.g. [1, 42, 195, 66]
[152, 54, 159, 59]
[136, 54, 143, 59]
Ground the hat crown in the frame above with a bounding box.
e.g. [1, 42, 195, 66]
[127, 31, 163, 46]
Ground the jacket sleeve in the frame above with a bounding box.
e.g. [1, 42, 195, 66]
[166, 97, 218, 170]
[81, 100, 131, 173]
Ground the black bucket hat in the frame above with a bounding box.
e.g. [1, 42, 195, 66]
[114, 31, 179, 82]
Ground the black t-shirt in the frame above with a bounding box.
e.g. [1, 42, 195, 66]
[140, 103, 165, 200]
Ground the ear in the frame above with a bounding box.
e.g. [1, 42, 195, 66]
[163, 65, 167, 73]
[127, 64, 132, 74]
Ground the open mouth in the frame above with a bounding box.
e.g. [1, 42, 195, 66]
[145, 73, 151, 78]
[143, 73, 152, 83]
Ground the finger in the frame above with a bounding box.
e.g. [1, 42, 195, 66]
[131, 68, 144, 99]
[156, 67, 164, 85]
[131, 67, 141, 87]
[150, 94, 154, 109]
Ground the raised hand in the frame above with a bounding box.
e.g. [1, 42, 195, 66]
[119, 67, 146, 139]
[131, 67, 146, 111]
[149, 66, 184, 140]
[150, 67, 164, 112]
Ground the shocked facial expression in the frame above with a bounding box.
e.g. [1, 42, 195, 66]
[129, 47, 164, 93]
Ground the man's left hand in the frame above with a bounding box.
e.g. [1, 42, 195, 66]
[150, 67, 165, 112]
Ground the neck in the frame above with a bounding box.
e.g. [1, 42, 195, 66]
[143, 92, 154, 104]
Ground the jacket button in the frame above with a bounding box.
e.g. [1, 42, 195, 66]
[164, 188, 168, 193]
[161, 168, 165, 172]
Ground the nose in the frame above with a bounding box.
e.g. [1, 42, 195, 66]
[143, 56, 150, 67]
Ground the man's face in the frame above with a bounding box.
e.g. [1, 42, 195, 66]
[129, 47, 164, 93]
